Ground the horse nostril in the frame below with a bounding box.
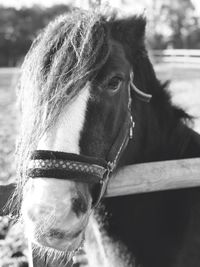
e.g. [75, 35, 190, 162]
[72, 196, 87, 217]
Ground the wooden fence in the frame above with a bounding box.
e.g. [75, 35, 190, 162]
[106, 158, 200, 196]
[152, 49, 200, 64]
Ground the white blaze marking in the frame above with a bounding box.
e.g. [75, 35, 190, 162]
[22, 87, 90, 239]
[37, 87, 90, 153]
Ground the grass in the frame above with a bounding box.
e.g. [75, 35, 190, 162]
[0, 69, 18, 185]
[0, 69, 28, 267]
[0, 64, 199, 266]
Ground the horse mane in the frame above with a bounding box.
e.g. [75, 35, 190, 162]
[109, 14, 192, 123]
[126, 29, 193, 161]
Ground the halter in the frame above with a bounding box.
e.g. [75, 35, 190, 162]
[27, 72, 152, 207]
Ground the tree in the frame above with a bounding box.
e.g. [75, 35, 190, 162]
[148, 0, 200, 49]
[0, 4, 71, 67]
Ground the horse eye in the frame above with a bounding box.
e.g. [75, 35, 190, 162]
[107, 76, 123, 92]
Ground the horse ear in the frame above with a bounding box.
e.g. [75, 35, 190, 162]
[110, 15, 146, 46]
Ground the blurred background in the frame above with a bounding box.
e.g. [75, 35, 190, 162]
[0, 0, 200, 67]
[0, 0, 200, 266]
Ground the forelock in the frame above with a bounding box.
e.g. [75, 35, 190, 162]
[16, 8, 114, 190]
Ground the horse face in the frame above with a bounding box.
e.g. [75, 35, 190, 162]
[21, 37, 131, 252]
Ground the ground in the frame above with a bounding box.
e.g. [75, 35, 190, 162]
[0, 69, 28, 267]
[0, 63, 200, 266]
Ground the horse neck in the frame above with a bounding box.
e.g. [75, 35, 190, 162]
[122, 55, 200, 164]
[128, 100, 200, 164]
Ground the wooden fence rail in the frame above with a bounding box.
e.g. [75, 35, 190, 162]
[106, 157, 200, 197]
[152, 49, 200, 64]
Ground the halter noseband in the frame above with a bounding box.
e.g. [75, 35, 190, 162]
[27, 72, 152, 207]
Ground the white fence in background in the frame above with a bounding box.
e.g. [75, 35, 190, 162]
[152, 49, 200, 64]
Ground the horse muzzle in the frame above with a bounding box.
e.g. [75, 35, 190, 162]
[21, 178, 91, 251]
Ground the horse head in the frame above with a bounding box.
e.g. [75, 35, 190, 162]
[17, 9, 151, 256]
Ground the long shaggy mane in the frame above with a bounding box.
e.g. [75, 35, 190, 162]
[14, 8, 114, 212]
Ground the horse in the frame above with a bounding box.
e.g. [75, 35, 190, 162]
[15, 7, 200, 267]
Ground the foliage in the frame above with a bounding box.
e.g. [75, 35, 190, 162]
[0, 0, 200, 66]
[148, 0, 200, 49]
[0, 4, 71, 67]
